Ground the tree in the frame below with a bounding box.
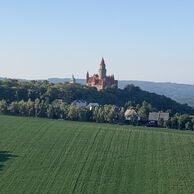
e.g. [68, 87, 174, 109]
[177, 114, 191, 130]
[104, 105, 117, 123]
[118, 107, 125, 123]
[170, 117, 178, 129]
[185, 121, 193, 130]
[77, 107, 91, 121]
[47, 104, 54, 118]
[68, 105, 78, 120]
[0, 100, 8, 114]
[158, 118, 164, 128]
[26, 99, 35, 116]
[138, 101, 153, 122]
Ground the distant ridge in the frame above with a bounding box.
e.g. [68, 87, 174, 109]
[48, 78, 194, 106]
[48, 78, 84, 84]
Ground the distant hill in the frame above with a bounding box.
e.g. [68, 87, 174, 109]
[119, 80, 194, 106]
[48, 78, 86, 84]
[48, 78, 194, 106]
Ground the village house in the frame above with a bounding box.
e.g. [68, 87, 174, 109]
[71, 100, 87, 107]
[148, 112, 170, 127]
[71, 100, 99, 109]
[148, 112, 170, 122]
[125, 108, 140, 121]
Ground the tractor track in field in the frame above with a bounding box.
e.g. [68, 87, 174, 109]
[72, 127, 101, 194]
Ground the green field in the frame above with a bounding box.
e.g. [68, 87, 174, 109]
[1, 116, 194, 193]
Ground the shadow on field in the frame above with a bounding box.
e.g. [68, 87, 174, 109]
[0, 151, 17, 171]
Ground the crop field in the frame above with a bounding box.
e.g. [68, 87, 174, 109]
[1, 116, 194, 193]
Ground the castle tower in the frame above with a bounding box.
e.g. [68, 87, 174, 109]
[86, 71, 89, 83]
[99, 58, 107, 79]
[70, 75, 76, 84]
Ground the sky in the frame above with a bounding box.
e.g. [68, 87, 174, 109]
[0, 0, 194, 84]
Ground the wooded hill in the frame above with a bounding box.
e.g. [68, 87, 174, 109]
[0, 79, 193, 115]
[49, 78, 194, 106]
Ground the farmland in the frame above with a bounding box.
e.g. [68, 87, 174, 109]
[1, 116, 194, 193]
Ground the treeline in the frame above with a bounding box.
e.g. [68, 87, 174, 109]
[0, 79, 194, 115]
[0, 99, 194, 130]
[0, 99, 125, 123]
[166, 114, 194, 130]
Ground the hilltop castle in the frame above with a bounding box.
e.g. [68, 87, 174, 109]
[86, 58, 118, 91]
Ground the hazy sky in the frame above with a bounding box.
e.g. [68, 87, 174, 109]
[0, 0, 194, 84]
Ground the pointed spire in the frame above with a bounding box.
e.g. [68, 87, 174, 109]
[99, 57, 106, 69]
[86, 71, 89, 82]
[101, 57, 105, 64]
[99, 57, 107, 79]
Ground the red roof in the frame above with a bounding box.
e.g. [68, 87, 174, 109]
[87, 75, 117, 86]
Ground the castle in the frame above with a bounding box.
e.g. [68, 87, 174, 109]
[86, 58, 118, 91]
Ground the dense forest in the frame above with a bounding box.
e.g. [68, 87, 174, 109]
[0, 79, 193, 115]
[48, 78, 194, 106]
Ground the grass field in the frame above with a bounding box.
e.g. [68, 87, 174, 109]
[1, 116, 194, 193]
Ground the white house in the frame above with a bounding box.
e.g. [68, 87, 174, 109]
[71, 101, 99, 109]
[88, 103, 99, 110]
[125, 108, 140, 121]
[88, 103, 99, 107]
[71, 100, 87, 107]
